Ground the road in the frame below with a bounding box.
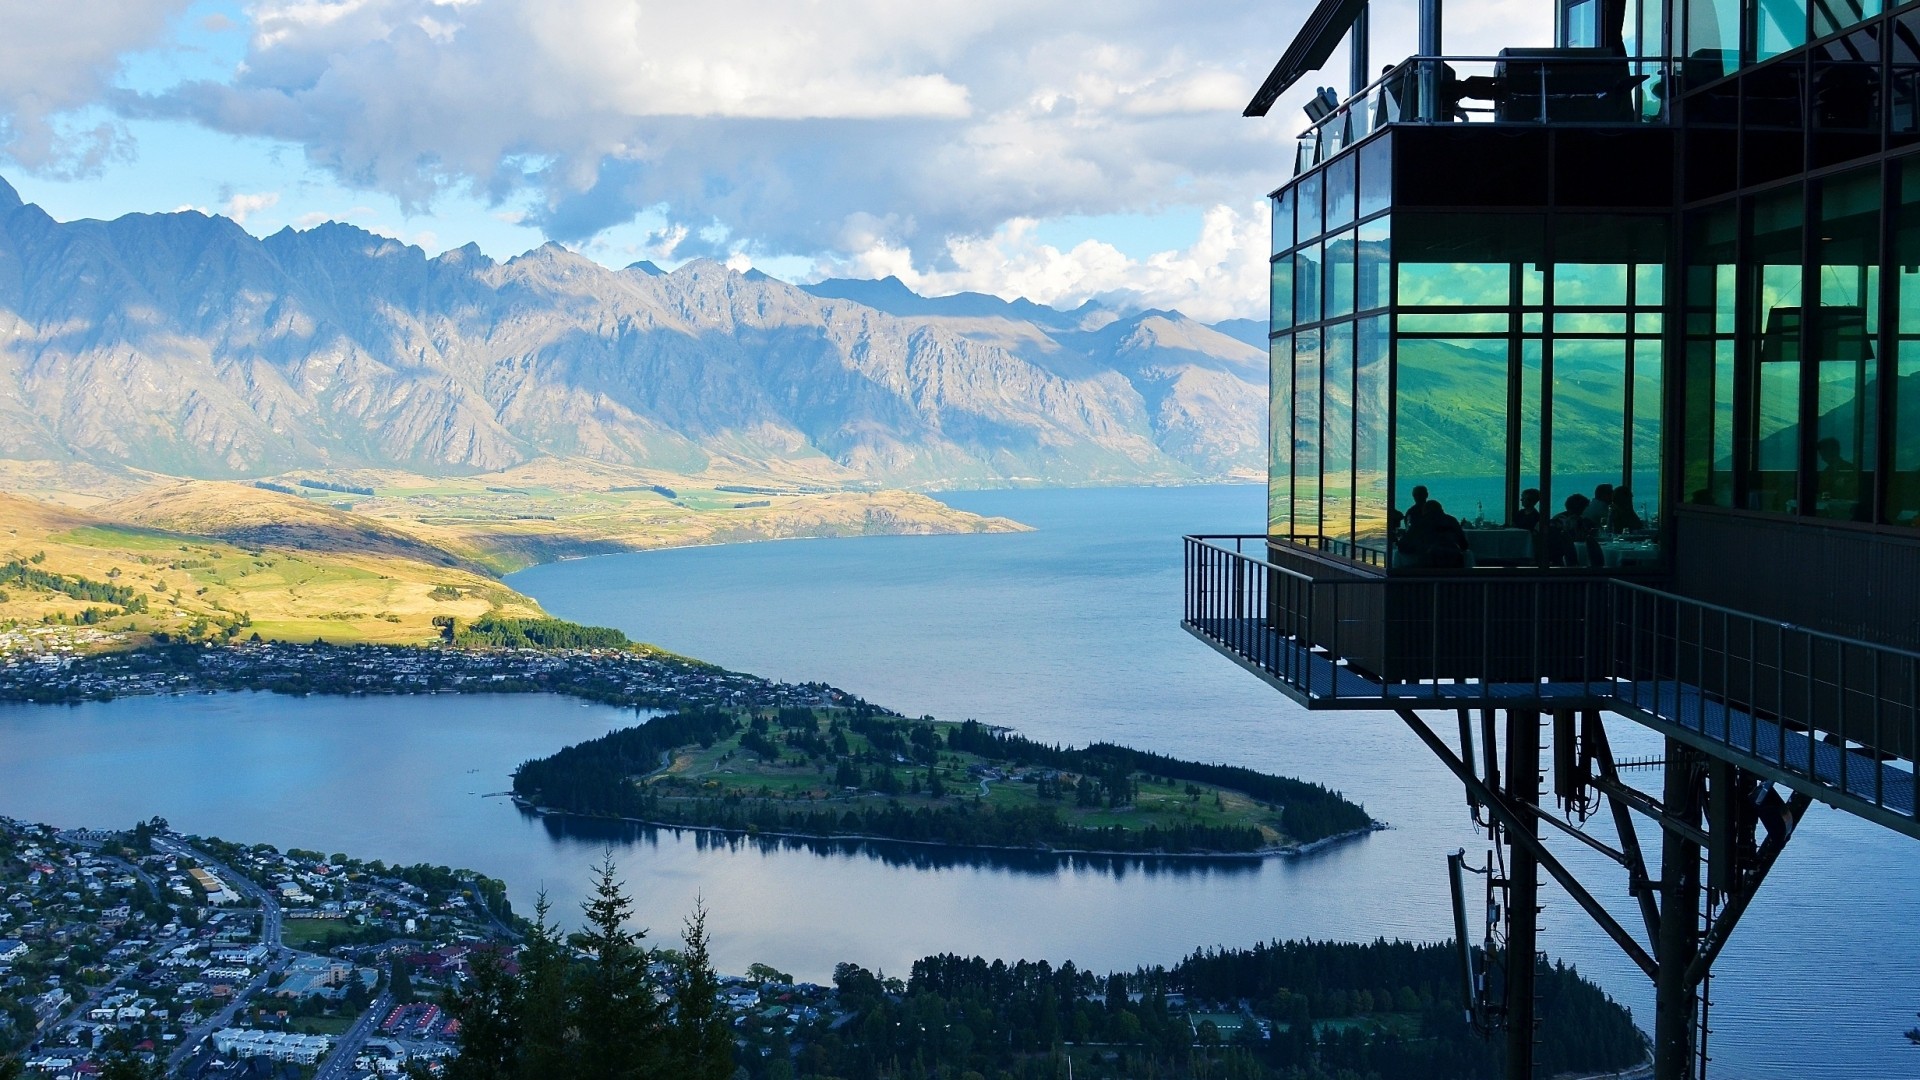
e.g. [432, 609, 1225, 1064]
[312, 991, 392, 1080]
[166, 952, 291, 1074]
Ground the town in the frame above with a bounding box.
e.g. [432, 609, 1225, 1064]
[0, 816, 850, 1079]
[0, 638, 851, 717]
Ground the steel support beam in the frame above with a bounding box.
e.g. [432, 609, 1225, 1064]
[1505, 709, 1540, 1078]
[1587, 715, 1664, 945]
[1653, 741, 1703, 1080]
[1396, 709, 1659, 979]
[1684, 790, 1813, 986]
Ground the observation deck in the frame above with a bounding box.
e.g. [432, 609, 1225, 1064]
[1184, 534, 1920, 839]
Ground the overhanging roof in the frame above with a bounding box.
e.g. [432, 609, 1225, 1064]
[1244, 0, 1369, 117]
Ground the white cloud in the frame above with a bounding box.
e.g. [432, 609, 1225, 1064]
[222, 190, 280, 224]
[827, 201, 1273, 322]
[0, 0, 193, 174]
[7, 0, 1561, 314]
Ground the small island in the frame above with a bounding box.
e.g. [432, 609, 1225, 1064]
[512, 707, 1379, 856]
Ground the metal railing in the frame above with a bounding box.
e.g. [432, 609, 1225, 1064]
[1183, 534, 1920, 823]
[1295, 53, 1674, 174]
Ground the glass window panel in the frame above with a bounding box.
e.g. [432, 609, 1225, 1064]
[1273, 187, 1296, 257]
[1892, 344, 1920, 526]
[1523, 264, 1546, 306]
[1357, 217, 1391, 312]
[1684, 204, 1737, 507]
[1895, 12, 1920, 147]
[1554, 263, 1630, 306]
[1397, 265, 1512, 307]
[1296, 245, 1322, 325]
[1298, 169, 1325, 242]
[1687, 0, 1742, 77]
[1813, 0, 1878, 39]
[1355, 316, 1392, 557]
[1271, 257, 1294, 335]
[1398, 312, 1512, 333]
[1524, 312, 1545, 333]
[1326, 153, 1357, 230]
[1894, 159, 1920, 524]
[1358, 137, 1392, 219]
[1752, 0, 1807, 63]
[1555, 312, 1630, 334]
[1551, 338, 1629, 529]
[1521, 338, 1544, 517]
[1631, 340, 1664, 528]
[1326, 230, 1357, 318]
[1749, 186, 1804, 513]
[1322, 323, 1356, 549]
[1814, 167, 1880, 521]
[1634, 263, 1664, 304]
[1394, 337, 1510, 565]
[1270, 338, 1294, 536]
[1293, 331, 1322, 536]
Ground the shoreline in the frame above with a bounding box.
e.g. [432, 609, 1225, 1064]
[511, 796, 1386, 861]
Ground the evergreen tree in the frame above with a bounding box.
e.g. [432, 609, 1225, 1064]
[673, 899, 734, 1080]
[571, 854, 667, 1080]
[515, 894, 575, 1080]
[441, 948, 521, 1080]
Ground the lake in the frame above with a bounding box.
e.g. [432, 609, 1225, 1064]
[0, 485, 1911, 1078]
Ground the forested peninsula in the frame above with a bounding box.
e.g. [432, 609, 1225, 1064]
[512, 706, 1378, 855]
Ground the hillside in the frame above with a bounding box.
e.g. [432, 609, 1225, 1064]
[0, 490, 546, 647]
[0, 177, 1265, 488]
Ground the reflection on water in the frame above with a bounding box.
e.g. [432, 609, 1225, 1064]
[527, 807, 1277, 878]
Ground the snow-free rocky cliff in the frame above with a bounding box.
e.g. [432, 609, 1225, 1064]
[0, 177, 1264, 486]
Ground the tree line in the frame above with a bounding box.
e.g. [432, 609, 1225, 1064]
[451, 615, 632, 649]
[946, 720, 1375, 843]
[0, 559, 143, 608]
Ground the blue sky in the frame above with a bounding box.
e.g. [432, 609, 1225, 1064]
[0, 0, 1542, 319]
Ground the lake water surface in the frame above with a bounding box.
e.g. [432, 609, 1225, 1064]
[0, 486, 1911, 1078]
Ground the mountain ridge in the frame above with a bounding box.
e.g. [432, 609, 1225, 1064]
[0, 182, 1265, 487]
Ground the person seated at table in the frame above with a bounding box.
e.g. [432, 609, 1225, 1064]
[1816, 437, 1861, 506]
[1547, 493, 1597, 567]
[1514, 488, 1543, 532]
[1608, 485, 1644, 533]
[1583, 483, 1614, 532]
[1403, 498, 1472, 568]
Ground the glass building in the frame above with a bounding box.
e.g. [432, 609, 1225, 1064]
[1188, 2, 1920, 1078]
[1258, 0, 1920, 647]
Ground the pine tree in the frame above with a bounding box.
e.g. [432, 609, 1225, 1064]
[674, 899, 735, 1080]
[441, 948, 520, 1080]
[516, 893, 575, 1079]
[571, 853, 667, 1080]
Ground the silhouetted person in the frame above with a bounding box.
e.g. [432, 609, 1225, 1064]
[1609, 486, 1644, 532]
[1583, 483, 1615, 532]
[1549, 493, 1596, 567]
[1816, 437, 1859, 503]
[1514, 488, 1543, 532]
[1404, 498, 1470, 568]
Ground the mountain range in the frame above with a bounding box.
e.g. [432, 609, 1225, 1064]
[0, 177, 1265, 488]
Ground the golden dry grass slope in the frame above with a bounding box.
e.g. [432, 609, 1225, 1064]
[0, 489, 543, 647]
[0, 456, 1027, 647]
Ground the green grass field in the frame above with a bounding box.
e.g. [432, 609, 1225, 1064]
[644, 714, 1290, 845]
[276, 918, 355, 950]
